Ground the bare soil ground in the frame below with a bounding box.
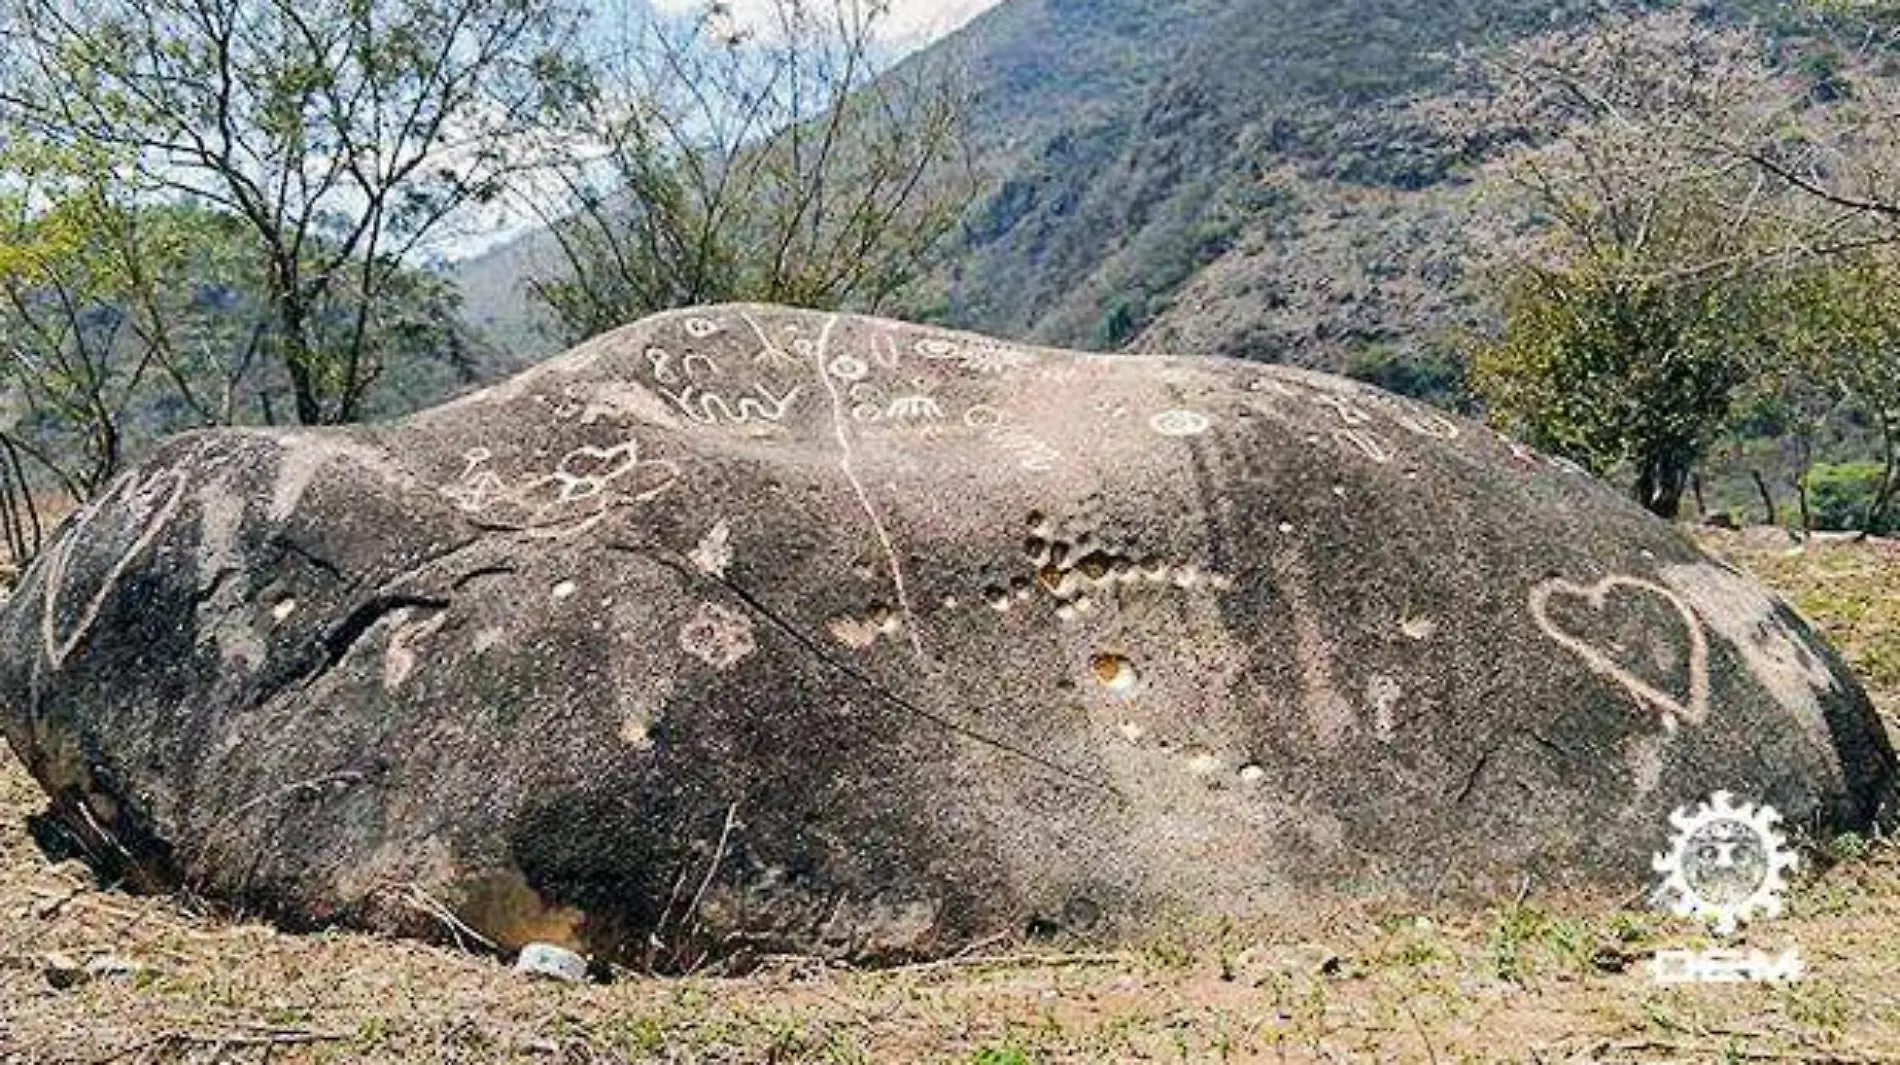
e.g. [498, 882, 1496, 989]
[3, 530, 1898, 1064]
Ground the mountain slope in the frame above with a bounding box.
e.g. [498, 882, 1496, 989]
[457, 0, 1761, 385]
[910, 0, 1638, 375]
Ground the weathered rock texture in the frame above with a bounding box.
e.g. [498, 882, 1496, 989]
[1, 305, 1892, 965]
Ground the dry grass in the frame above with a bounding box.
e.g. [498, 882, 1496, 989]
[3, 531, 1900, 1063]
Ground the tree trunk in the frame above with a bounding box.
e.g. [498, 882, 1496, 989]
[1750, 469, 1779, 529]
[1635, 457, 1687, 520]
[1862, 420, 1899, 540]
[270, 270, 324, 426]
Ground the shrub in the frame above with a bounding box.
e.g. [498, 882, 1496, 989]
[1803, 462, 1896, 534]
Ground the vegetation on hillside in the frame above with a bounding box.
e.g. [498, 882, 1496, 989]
[0, 0, 966, 559]
[1436, 6, 1900, 524]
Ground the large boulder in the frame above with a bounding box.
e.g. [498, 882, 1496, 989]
[1, 305, 1891, 966]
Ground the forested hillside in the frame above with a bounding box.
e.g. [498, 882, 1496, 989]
[455, 0, 1589, 366]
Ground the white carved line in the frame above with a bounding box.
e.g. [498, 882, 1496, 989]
[42, 468, 190, 669]
[1528, 576, 1711, 734]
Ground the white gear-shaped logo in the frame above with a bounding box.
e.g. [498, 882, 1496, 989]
[1652, 791, 1798, 936]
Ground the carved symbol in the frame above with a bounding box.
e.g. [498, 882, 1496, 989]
[849, 381, 884, 423]
[1312, 393, 1374, 426]
[1529, 576, 1711, 734]
[963, 405, 1003, 428]
[913, 336, 1034, 374]
[554, 443, 643, 502]
[876, 333, 903, 369]
[828, 354, 870, 382]
[885, 395, 945, 421]
[958, 404, 1054, 470]
[646, 346, 678, 385]
[1371, 397, 1460, 440]
[754, 346, 801, 372]
[1333, 428, 1392, 464]
[440, 436, 679, 539]
[958, 345, 1035, 374]
[678, 601, 756, 670]
[660, 382, 804, 425]
[988, 424, 1060, 472]
[682, 316, 723, 339]
[41, 468, 190, 668]
[1149, 410, 1212, 437]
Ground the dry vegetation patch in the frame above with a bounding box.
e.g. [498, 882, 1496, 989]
[3, 532, 1898, 1063]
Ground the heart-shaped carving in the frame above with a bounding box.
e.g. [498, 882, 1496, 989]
[41, 468, 189, 669]
[1529, 576, 1710, 734]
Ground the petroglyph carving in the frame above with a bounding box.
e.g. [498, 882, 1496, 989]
[1149, 410, 1212, 437]
[439, 436, 679, 538]
[875, 332, 903, 369]
[1019, 515, 1233, 612]
[1312, 393, 1375, 427]
[808, 315, 928, 658]
[827, 354, 871, 382]
[690, 521, 733, 578]
[1333, 427, 1393, 464]
[885, 394, 945, 422]
[990, 425, 1060, 472]
[963, 404, 1003, 428]
[679, 601, 756, 670]
[734, 311, 802, 374]
[441, 449, 510, 513]
[659, 381, 804, 425]
[828, 605, 901, 649]
[554, 443, 645, 502]
[1529, 576, 1711, 734]
[645, 346, 677, 385]
[42, 467, 190, 668]
[913, 336, 1036, 375]
[646, 345, 719, 386]
[682, 315, 723, 339]
[848, 382, 884, 422]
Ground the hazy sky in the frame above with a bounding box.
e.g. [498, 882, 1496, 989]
[649, 0, 1006, 53]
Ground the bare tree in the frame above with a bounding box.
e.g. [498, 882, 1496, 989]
[524, 0, 976, 343]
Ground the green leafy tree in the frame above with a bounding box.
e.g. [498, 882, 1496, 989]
[1804, 462, 1894, 534]
[525, 0, 975, 344]
[1772, 255, 1900, 535]
[0, 154, 276, 500]
[0, 147, 479, 564]
[0, 0, 583, 424]
[1438, 10, 1846, 518]
[1473, 259, 1756, 518]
